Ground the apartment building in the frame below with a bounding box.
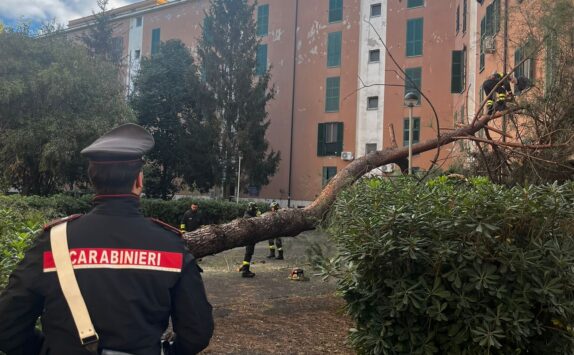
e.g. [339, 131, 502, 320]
[67, 0, 543, 205]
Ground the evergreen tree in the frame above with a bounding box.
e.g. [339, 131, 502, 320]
[81, 0, 122, 65]
[0, 27, 133, 195]
[197, 0, 280, 198]
[130, 39, 218, 199]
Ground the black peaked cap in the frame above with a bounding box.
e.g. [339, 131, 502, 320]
[81, 123, 155, 161]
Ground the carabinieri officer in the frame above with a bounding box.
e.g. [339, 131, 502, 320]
[0, 123, 214, 354]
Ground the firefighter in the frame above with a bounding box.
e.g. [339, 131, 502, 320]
[0, 124, 214, 354]
[482, 71, 513, 115]
[239, 202, 259, 278]
[180, 202, 204, 232]
[267, 201, 284, 260]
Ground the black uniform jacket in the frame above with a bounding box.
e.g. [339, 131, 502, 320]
[483, 77, 512, 100]
[180, 210, 203, 232]
[0, 195, 214, 355]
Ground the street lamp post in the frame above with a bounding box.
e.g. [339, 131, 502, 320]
[236, 154, 242, 203]
[404, 92, 419, 175]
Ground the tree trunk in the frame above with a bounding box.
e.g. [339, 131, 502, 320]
[185, 111, 510, 258]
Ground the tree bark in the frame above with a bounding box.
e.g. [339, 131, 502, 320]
[185, 110, 513, 258]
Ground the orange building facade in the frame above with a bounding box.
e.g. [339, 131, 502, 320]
[67, 0, 544, 205]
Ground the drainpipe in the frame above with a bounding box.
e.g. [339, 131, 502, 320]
[502, 0, 508, 143]
[287, 0, 299, 208]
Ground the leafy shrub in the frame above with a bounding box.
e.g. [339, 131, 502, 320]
[321, 176, 574, 354]
[0, 195, 267, 227]
[0, 207, 44, 289]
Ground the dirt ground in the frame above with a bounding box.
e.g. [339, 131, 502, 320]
[198, 231, 354, 355]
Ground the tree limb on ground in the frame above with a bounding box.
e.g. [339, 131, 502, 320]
[185, 108, 522, 258]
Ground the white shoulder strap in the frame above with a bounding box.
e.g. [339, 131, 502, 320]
[50, 222, 99, 350]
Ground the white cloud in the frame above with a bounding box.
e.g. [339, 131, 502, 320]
[0, 0, 139, 27]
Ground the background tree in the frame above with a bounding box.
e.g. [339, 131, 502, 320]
[81, 0, 122, 65]
[461, 0, 574, 184]
[197, 0, 280, 198]
[131, 39, 218, 199]
[0, 27, 133, 195]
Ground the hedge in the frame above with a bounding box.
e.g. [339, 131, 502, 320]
[0, 195, 269, 227]
[320, 176, 574, 354]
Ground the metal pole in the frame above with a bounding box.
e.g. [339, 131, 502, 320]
[287, 0, 299, 208]
[236, 155, 242, 203]
[408, 106, 413, 175]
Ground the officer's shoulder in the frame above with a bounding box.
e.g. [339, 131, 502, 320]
[43, 214, 83, 231]
[148, 218, 183, 237]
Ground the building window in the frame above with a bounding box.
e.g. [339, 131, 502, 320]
[404, 67, 422, 105]
[136, 17, 143, 27]
[456, 5, 460, 34]
[329, 0, 343, 23]
[134, 49, 141, 59]
[256, 44, 268, 75]
[403, 117, 420, 146]
[151, 28, 160, 55]
[515, 43, 534, 80]
[407, 0, 424, 8]
[486, 0, 500, 35]
[322, 167, 338, 187]
[257, 4, 269, 36]
[365, 143, 377, 154]
[317, 122, 344, 156]
[451, 49, 466, 93]
[370, 3, 382, 17]
[325, 77, 340, 112]
[367, 96, 379, 110]
[406, 18, 423, 57]
[327, 31, 342, 67]
[462, 0, 467, 33]
[111, 37, 123, 62]
[368, 49, 380, 62]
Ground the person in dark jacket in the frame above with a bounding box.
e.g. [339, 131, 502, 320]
[180, 203, 204, 232]
[0, 123, 214, 355]
[238, 202, 259, 278]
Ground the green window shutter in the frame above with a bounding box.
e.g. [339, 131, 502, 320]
[456, 6, 460, 33]
[407, 0, 424, 8]
[325, 77, 340, 112]
[322, 167, 337, 187]
[413, 118, 420, 144]
[151, 28, 161, 55]
[451, 50, 463, 93]
[257, 5, 269, 36]
[404, 67, 422, 104]
[480, 18, 486, 71]
[256, 44, 268, 76]
[336, 122, 344, 155]
[406, 18, 424, 57]
[329, 0, 343, 23]
[327, 32, 342, 67]
[317, 123, 325, 156]
[514, 47, 522, 78]
[493, 0, 500, 34]
[462, 0, 467, 32]
[403, 118, 420, 146]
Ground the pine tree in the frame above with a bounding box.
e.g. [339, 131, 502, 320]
[197, 0, 280, 198]
[81, 0, 122, 65]
[130, 40, 218, 199]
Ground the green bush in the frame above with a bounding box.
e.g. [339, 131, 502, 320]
[0, 195, 267, 227]
[321, 176, 574, 354]
[0, 207, 44, 289]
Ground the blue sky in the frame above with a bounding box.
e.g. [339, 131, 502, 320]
[0, 0, 140, 31]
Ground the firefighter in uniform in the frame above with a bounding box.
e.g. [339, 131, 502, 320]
[482, 71, 513, 115]
[0, 123, 214, 355]
[180, 203, 203, 232]
[238, 202, 259, 278]
[267, 202, 284, 260]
